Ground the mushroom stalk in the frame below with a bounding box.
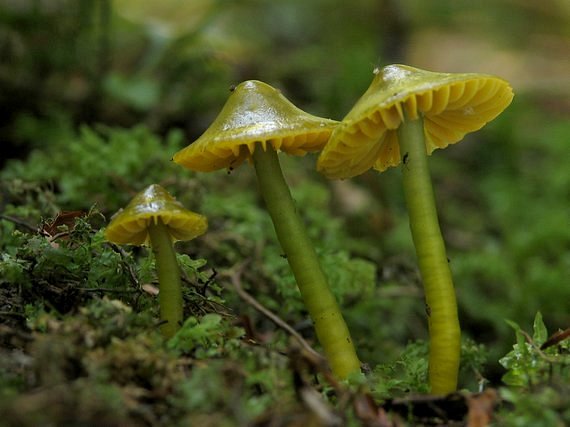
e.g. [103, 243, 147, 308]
[398, 114, 461, 394]
[252, 145, 361, 379]
[148, 218, 184, 338]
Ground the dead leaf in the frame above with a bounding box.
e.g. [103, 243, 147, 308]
[466, 389, 498, 427]
[42, 210, 86, 247]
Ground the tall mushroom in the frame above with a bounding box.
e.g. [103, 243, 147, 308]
[317, 65, 513, 393]
[105, 184, 207, 338]
[173, 80, 361, 379]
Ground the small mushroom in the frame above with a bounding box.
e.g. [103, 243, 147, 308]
[173, 80, 361, 379]
[105, 184, 207, 338]
[317, 65, 513, 394]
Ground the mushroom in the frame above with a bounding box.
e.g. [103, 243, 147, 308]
[317, 64, 514, 393]
[105, 184, 207, 338]
[173, 80, 361, 379]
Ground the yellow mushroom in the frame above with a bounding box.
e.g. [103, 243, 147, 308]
[318, 64, 514, 178]
[173, 80, 362, 379]
[318, 65, 513, 394]
[173, 80, 338, 170]
[106, 184, 207, 338]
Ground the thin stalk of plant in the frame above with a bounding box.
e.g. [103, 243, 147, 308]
[253, 144, 361, 379]
[148, 218, 185, 338]
[398, 114, 461, 394]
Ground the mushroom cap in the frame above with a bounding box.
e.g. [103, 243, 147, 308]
[173, 80, 339, 172]
[105, 184, 207, 245]
[317, 64, 514, 179]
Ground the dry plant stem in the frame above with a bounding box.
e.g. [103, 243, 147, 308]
[0, 214, 39, 233]
[224, 263, 324, 362]
[252, 145, 361, 379]
[148, 218, 184, 338]
[398, 114, 461, 394]
[110, 243, 141, 289]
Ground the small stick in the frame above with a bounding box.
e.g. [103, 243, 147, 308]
[222, 262, 325, 363]
[0, 214, 40, 233]
[108, 243, 141, 289]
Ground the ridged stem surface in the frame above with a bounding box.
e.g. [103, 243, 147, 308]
[398, 115, 461, 394]
[148, 218, 184, 338]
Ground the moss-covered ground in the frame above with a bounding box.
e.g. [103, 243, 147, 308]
[1, 1, 569, 425]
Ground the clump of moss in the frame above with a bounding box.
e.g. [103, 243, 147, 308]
[0, 297, 166, 426]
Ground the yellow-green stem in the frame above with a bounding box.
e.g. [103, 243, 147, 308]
[148, 218, 184, 338]
[252, 145, 361, 379]
[398, 115, 461, 394]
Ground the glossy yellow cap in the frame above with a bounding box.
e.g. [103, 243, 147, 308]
[173, 80, 339, 172]
[105, 184, 207, 245]
[317, 64, 514, 179]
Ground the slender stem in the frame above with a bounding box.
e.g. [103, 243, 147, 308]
[398, 115, 461, 394]
[148, 218, 184, 338]
[252, 145, 361, 379]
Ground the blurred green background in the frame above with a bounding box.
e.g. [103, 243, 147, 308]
[1, 0, 569, 384]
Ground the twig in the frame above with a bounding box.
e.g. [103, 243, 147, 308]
[221, 261, 324, 363]
[0, 311, 26, 319]
[0, 214, 39, 234]
[108, 243, 141, 289]
[82, 288, 139, 294]
[540, 328, 570, 351]
[48, 231, 72, 241]
[180, 276, 231, 313]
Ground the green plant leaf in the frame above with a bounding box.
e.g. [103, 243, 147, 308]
[532, 311, 547, 345]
